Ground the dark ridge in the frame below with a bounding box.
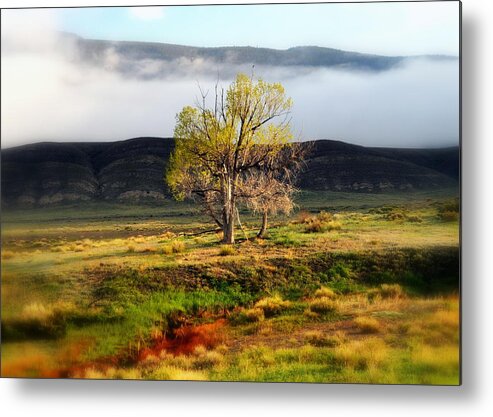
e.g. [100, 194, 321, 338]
[46, 32, 457, 78]
[1, 137, 459, 207]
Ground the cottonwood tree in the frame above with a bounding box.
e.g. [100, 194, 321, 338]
[166, 73, 301, 244]
[239, 143, 307, 238]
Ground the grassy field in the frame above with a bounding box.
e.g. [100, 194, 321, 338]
[1, 189, 460, 384]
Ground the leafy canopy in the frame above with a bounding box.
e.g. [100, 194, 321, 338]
[167, 73, 293, 202]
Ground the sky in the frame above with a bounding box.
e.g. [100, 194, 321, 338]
[1, 2, 460, 149]
[52, 2, 458, 56]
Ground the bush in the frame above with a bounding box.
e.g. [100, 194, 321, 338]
[385, 209, 422, 223]
[254, 295, 291, 317]
[219, 245, 236, 256]
[328, 263, 352, 280]
[304, 218, 324, 233]
[318, 211, 334, 223]
[379, 283, 405, 299]
[162, 240, 186, 254]
[1, 250, 16, 259]
[438, 211, 459, 222]
[296, 211, 312, 224]
[303, 211, 341, 233]
[192, 346, 224, 369]
[2, 302, 75, 341]
[244, 308, 265, 322]
[437, 199, 459, 222]
[354, 316, 380, 334]
[304, 330, 340, 347]
[314, 286, 337, 299]
[309, 297, 337, 314]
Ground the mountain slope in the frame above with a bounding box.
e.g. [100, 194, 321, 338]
[46, 33, 458, 78]
[1, 138, 459, 207]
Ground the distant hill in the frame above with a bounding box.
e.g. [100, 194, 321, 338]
[33, 32, 457, 78]
[1, 138, 459, 207]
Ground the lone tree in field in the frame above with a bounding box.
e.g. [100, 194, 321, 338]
[167, 73, 302, 244]
[239, 143, 306, 238]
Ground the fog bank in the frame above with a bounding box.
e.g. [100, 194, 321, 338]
[1, 16, 459, 149]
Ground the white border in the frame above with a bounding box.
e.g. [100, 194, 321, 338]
[2, 1, 492, 416]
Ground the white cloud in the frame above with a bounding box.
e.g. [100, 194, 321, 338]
[129, 7, 165, 21]
[0, 9, 459, 149]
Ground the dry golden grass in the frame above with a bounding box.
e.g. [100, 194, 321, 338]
[192, 346, 225, 369]
[333, 338, 390, 371]
[309, 297, 338, 314]
[354, 316, 381, 334]
[161, 240, 186, 254]
[304, 330, 341, 347]
[379, 284, 405, 299]
[254, 296, 291, 317]
[219, 245, 236, 256]
[20, 301, 75, 322]
[314, 286, 337, 299]
[410, 344, 459, 371]
[244, 307, 265, 322]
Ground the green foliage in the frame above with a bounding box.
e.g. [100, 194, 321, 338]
[166, 73, 295, 242]
[272, 231, 302, 247]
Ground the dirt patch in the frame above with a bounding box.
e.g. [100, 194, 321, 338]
[137, 319, 226, 361]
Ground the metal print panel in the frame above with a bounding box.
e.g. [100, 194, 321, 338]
[0, 1, 461, 384]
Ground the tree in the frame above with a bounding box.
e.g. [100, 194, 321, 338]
[239, 142, 306, 238]
[166, 73, 299, 244]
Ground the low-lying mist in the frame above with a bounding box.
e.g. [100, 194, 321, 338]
[1, 18, 459, 149]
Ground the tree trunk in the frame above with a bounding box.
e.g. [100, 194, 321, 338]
[257, 211, 268, 238]
[222, 177, 235, 244]
[223, 215, 235, 244]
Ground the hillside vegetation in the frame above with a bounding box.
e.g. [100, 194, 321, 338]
[1, 190, 460, 383]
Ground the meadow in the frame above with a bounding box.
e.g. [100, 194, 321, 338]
[0, 189, 460, 384]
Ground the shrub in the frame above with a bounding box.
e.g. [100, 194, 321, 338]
[1, 250, 16, 259]
[303, 211, 341, 233]
[318, 211, 334, 223]
[2, 301, 75, 340]
[192, 346, 224, 369]
[324, 220, 343, 231]
[161, 244, 173, 255]
[244, 308, 265, 322]
[254, 295, 291, 317]
[140, 246, 158, 253]
[305, 218, 323, 233]
[304, 330, 340, 347]
[333, 338, 389, 370]
[437, 199, 459, 222]
[162, 240, 186, 254]
[314, 286, 337, 299]
[296, 210, 312, 224]
[438, 211, 459, 222]
[354, 316, 381, 334]
[379, 283, 405, 299]
[171, 241, 186, 253]
[384, 209, 422, 223]
[219, 245, 236, 256]
[309, 297, 338, 314]
[328, 263, 352, 280]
